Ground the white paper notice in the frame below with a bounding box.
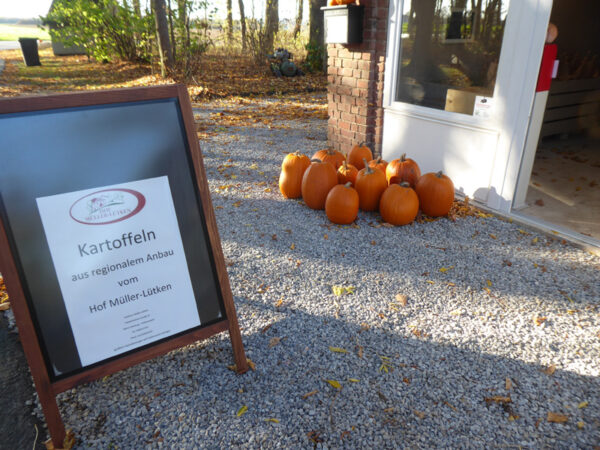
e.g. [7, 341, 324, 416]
[473, 96, 494, 119]
[36, 176, 201, 367]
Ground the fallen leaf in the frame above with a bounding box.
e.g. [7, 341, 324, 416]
[261, 323, 273, 333]
[275, 298, 284, 308]
[578, 401, 588, 409]
[487, 279, 492, 287]
[370, 240, 376, 245]
[577, 421, 585, 429]
[302, 390, 318, 399]
[414, 410, 426, 419]
[484, 396, 512, 404]
[489, 234, 497, 239]
[532, 237, 539, 244]
[443, 401, 457, 411]
[326, 379, 342, 389]
[439, 266, 454, 273]
[547, 412, 568, 423]
[264, 418, 279, 423]
[329, 346, 348, 353]
[290, 243, 295, 250]
[348, 378, 360, 383]
[395, 294, 408, 306]
[506, 377, 512, 391]
[542, 364, 556, 376]
[332, 285, 355, 296]
[269, 337, 281, 348]
[237, 405, 248, 417]
[534, 316, 547, 326]
[323, 234, 329, 240]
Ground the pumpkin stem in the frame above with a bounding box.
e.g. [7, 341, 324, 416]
[375, 157, 382, 163]
[400, 181, 411, 188]
[311, 158, 322, 163]
[400, 153, 407, 161]
[436, 170, 444, 178]
[342, 160, 348, 171]
[343, 181, 353, 188]
[362, 158, 374, 174]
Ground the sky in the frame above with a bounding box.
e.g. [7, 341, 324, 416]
[0, 0, 305, 21]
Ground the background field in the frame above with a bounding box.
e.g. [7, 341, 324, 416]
[0, 24, 50, 41]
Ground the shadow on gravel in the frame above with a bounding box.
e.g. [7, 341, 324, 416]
[228, 305, 600, 448]
[0, 313, 46, 449]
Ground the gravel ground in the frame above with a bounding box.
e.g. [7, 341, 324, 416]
[17, 95, 600, 448]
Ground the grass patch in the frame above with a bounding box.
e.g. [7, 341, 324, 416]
[0, 24, 50, 41]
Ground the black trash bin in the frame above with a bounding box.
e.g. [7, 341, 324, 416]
[18, 38, 41, 66]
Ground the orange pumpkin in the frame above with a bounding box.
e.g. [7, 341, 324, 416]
[347, 143, 373, 170]
[337, 161, 358, 186]
[312, 148, 346, 169]
[379, 182, 419, 226]
[301, 159, 339, 210]
[386, 153, 421, 187]
[415, 170, 455, 217]
[354, 158, 388, 211]
[368, 157, 388, 174]
[325, 182, 359, 224]
[279, 152, 311, 198]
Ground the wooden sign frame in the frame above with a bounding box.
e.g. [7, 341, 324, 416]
[0, 85, 247, 448]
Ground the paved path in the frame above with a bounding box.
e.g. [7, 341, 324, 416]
[0, 41, 20, 50]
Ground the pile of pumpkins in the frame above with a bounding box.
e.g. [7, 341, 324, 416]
[278, 144, 455, 226]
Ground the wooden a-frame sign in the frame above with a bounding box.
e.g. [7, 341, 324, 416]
[0, 85, 247, 448]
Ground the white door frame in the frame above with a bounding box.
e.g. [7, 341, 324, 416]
[382, 0, 553, 214]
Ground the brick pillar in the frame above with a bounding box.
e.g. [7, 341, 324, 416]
[327, 0, 389, 157]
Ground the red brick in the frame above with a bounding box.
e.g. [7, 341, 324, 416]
[341, 77, 357, 88]
[341, 67, 354, 77]
[342, 59, 357, 69]
[357, 79, 370, 90]
[355, 115, 367, 125]
[339, 120, 352, 131]
[341, 129, 356, 140]
[341, 112, 356, 123]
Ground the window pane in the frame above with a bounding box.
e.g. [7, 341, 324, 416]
[396, 0, 510, 116]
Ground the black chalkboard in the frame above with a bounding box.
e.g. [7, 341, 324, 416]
[0, 86, 247, 447]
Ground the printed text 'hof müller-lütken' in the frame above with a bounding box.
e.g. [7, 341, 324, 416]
[72, 228, 177, 313]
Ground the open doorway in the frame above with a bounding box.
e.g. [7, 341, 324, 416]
[515, 0, 600, 242]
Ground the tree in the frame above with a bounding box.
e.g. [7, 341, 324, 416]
[293, 0, 303, 39]
[237, 0, 247, 51]
[132, 0, 141, 15]
[226, 0, 234, 44]
[152, 0, 174, 76]
[307, 0, 326, 71]
[264, 0, 279, 54]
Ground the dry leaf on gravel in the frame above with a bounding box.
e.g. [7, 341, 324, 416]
[395, 294, 408, 306]
[547, 412, 568, 423]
